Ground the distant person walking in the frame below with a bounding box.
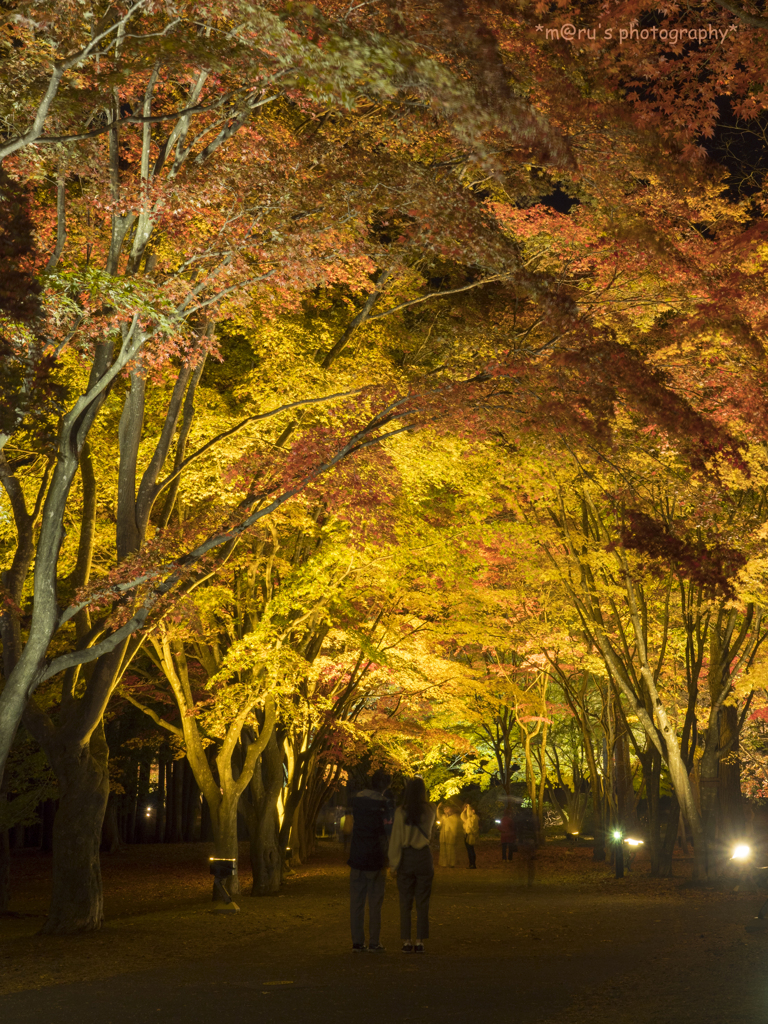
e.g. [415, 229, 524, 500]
[461, 803, 480, 868]
[389, 777, 436, 953]
[348, 769, 391, 952]
[438, 803, 463, 867]
[500, 805, 516, 862]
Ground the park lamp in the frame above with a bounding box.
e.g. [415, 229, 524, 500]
[612, 829, 623, 841]
[625, 837, 644, 847]
[732, 843, 751, 861]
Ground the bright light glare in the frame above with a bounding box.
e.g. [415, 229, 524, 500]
[612, 830, 622, 840]
[732, 843, 751, 861]
[495, 819, 501, 824]
[625, 838, 644, 847]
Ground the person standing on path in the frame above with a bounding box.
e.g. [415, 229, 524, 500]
[500, 804, 516, 862]
[461, 803, 480, 868]
[348, 769, 391, 952]
[438, 802, 463, 867]
[389, 777, 436, 953]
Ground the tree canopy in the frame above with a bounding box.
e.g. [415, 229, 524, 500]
[2, 0, 768, 930]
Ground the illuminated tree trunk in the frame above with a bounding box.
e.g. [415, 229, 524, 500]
[210, 793, 241, 898]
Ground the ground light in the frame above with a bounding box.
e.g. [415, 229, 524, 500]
[209, 857, 239, 914]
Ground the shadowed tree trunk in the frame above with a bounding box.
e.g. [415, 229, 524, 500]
[244, 730, 283, 895]
[183, 759, 199, 842]
[658, 793, 681, 877]
[155, 761, 166, 843]
[170, 759, 184, 842]
[0, 791, 9, 914]
[718, 705, 744, 850]
[101, 791, 121, 854]
[41, 721, 110, 933]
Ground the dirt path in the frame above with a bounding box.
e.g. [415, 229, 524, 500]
[1, 841, 765, 1023]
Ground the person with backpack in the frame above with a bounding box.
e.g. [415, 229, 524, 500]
[388, 777, 436, 953]
[348, 768, 391, 952]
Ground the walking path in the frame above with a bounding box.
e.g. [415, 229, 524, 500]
[1, 842, 765, 1024]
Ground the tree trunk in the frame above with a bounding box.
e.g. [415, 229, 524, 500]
[182, 759, 199, 842]
[42, 727, 110, 933]
[155, 761, 166, 842]
[658, 793, 680, 877]
[614, 724, 638, 832]
[643, 750, 662, 875]
[126, 761, 138, 843]
[248, 795, 281, 896]
[668, 750, 707, 880]
[246, 731, 283, 896]
[0, 791, 9, 913]
[210, 794, 240, 898]
[135, 760, 149, 842]
[290, 795, 308, 864]
[101, 791, 121, 854]
[698, 736, 720, 878]
[164, 760, 173, 842]
[41, 798, 56, 852]
[170, 759, 184, 842]
[718, 705, 744, 848]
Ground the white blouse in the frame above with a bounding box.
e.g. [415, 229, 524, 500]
[388, 804, 436, 871]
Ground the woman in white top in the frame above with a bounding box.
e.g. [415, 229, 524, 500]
[388, 777, 436, 953]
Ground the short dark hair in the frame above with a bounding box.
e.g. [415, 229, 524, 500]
[370, 768, 391, 792]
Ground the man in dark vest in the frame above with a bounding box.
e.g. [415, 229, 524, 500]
[348, 768, 391, 952]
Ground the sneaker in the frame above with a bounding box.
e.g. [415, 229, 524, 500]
[414, 942, 425, 953]
[352, 943, 367, 952]
[368, 943, 385, 952]
[401, 941, 414, 953]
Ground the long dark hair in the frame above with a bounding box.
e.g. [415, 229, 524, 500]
[401, 776, 429, 825]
